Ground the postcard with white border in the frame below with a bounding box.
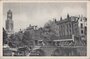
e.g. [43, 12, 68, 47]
[0, 0, 90, 59]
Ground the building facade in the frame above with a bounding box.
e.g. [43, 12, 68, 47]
[58, 14, 79, 40]
[77, 16, 87, 40]
[6, 10, 14, 36]
[53, 14, 87, 46]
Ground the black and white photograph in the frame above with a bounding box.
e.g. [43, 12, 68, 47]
[2, 1, 87, 56]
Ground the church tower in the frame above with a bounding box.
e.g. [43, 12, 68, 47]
[6, 10, 14, 36]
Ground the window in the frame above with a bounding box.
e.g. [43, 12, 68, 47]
[81, 30, 83, 34]
[85, 27, 87, 31]
[81, 23, 83, 28]
[69, 23, 71, 27]
[84, 27, 87, 35]
[35, 40, 38, 45]
[70, 29, 71, 33]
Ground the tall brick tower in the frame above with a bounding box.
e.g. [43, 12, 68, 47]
[6, 10, 14, 36]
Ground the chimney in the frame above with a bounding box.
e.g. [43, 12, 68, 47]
[60, 17, 62, 21]
[67, 14, 70, 19]
[35, 26, 37, 30]
[53, 18, 57, 23]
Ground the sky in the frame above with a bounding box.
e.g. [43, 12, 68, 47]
[3, 2, 87, 32]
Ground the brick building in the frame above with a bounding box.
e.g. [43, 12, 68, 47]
[58, 14, 79, 40]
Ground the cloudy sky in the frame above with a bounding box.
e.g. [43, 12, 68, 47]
[3, 2, 87, 32]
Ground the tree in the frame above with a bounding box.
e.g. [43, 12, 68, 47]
[9, 30, 24, 48]
[22, 29, 34, 47]
[3, 28, 8, 44]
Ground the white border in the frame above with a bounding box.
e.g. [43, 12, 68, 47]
[0, 0, 90, 59]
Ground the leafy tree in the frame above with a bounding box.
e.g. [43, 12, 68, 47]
[3, 28, 8, 44]
[22, 29, 34, 47]
[9, 30, 24, 48]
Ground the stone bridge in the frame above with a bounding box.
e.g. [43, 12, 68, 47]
[39, 45, 57, 56]
[34, 45, 86, 56]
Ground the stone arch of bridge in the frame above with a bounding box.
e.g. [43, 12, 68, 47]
[35, 49, 45, 56]
[51, 48, 65, 56]
[39, 46, 57, 56]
